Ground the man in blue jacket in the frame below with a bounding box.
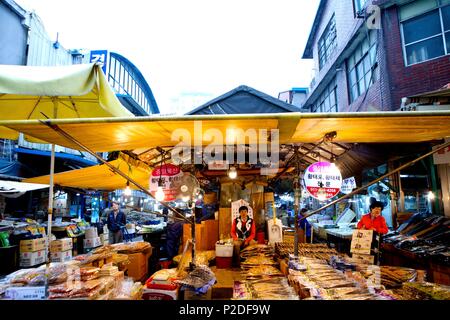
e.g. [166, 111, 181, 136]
[107, 201, 127, 244]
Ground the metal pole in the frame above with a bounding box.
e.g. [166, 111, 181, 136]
[47, 99, 58, 259]
[293, 148, 301, 257]
[40, 122, 191, 224]
[299, 140, 450, 222]
[190, 201, 196, 270]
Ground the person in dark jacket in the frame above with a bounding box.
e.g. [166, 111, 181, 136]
[107, 201, 127, 244]
[165, 212, 185, 260]
[298, 208, 312, 243]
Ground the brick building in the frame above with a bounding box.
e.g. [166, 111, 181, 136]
[301, 0, 450, 112]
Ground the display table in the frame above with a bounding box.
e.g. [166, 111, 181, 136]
[210, 266, 243, 299]
[381, 243, 450, 285]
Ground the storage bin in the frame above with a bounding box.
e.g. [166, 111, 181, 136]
[215, 243, 233, 257]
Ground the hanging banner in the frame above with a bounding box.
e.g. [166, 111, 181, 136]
[303, 162, 342, 200]
[433, 138, 450, 164]
[341, 177, 357, 194]
[149, 164, 183, 202]
[231, 199, 254, 221]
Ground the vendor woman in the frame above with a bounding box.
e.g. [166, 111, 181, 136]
[231, 205, 256, 265]
[357, 200, 389, 234]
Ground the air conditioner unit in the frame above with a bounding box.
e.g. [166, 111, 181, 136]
[400, 104, 450, 112]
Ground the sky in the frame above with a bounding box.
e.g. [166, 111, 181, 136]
[17, 0, 319, 115]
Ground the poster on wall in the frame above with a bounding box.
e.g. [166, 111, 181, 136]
[149, 164, 183, 202]
[231, 199, 254, 221]
[53, 192, 67, 216]
[303, 162, 342, 200]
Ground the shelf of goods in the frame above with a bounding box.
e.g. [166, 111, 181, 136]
[0, 242, 155, 300]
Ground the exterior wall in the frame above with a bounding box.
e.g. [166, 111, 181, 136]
[383, 5, 450, 109]
[309, 0, 364, 91]
[26, 12, 73, 66]
[0, 1, 27, 65]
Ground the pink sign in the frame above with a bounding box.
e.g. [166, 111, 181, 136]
[303, 162, 342, 200]
[149, 164, 183, 201]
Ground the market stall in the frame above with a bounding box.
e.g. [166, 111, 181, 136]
[1, 111, 450, 300]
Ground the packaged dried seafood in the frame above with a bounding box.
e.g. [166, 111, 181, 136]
[241, 254, 278, 266]
[380, 266, 417, 288]
[245, 265, 283, 277]
[402, 282, 450, 300]
[174, 265, 216, 289]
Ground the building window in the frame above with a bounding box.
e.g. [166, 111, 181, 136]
[354, 0, 369, 16]
[347, 30, 378, 103]
[400, 0, 450, 66]
[318, 15, 337, 70]
[312, 78, 338, 113]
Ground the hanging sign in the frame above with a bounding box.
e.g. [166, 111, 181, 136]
[231, 199, 254, 221]
[433, 138, 450, 165]
[149, 164, 183, 202]
[341, 177, 357, 194]
[303, 162, 342, 200]
[351, 229, 373, 255]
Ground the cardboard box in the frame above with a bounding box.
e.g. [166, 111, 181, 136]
[127, 252, 149, 281]
[20, 250, 46, 267]
[20, 238, 46, 253]
[142, 287, 179, 300]
[83, 237, 102, 249]
[50, 238, 73, 252]
[101, 234, 109, 245]
[50, 250, 72, 263]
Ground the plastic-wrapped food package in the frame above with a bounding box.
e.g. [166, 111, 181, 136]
[7, 269, 36, 285]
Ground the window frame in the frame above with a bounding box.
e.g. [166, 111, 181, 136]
[347, 30, 378, 103]
[400, 3, 450, 66]
[312, 78, 338, 113]
[318, 14, 338, 70]
[353, 0, 369, 17]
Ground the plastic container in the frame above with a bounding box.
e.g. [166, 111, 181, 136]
[216, 256, 232, 269]
[256, 232, 265, 244]
[215, 243, 233, 257]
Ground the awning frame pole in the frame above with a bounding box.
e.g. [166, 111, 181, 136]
[293, 147, 300, 257]
[300, 139, 450, 222]
[41, 122, 191, 224]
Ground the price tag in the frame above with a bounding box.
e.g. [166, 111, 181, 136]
[5, 287, 46, 300]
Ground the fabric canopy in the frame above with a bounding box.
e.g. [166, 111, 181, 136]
[1, 111, 449, 152]
[0, 180, 49, 198]
[0, 63, 133, 140]
[24, 153, 151, 191]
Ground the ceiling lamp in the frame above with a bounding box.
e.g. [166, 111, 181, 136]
[228, 166, 238, 179]
[124, 181, 132, 196]
[155, 179, 165, 202]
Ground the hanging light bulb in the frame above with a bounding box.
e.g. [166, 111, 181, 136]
[124, 181, 132, 196]
[155, 186, 165, 202]
[228, 166, 237, 179]
[155, 178, 165, 202]
[427, 191, 435, 201]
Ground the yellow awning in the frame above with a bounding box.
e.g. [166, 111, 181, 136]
[1, 111, 450, 152]
[24, 153, 151, 191]
[0, 63, 133, 140]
